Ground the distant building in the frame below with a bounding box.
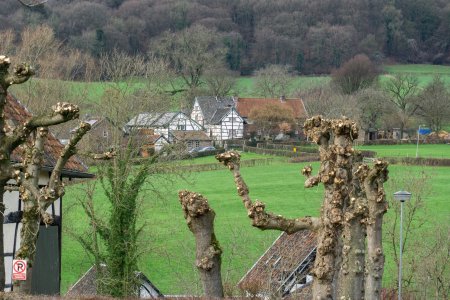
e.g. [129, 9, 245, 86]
[191, 96, 244, 142]
[170, 130, 212, 150]
[69, 117, 121, 153]
[124, 112, 204, 143]
[235, 97, 308, 139]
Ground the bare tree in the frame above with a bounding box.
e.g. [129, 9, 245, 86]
[0, 55, 89, 293]
[151, 24, 226, 96]
[248, 102, 295, 139]
[299, 85, 360, 119]
[416, 75, 450, 131]
[254, 64, 293, 98]
[331, 54, 379, 94]
[203, 67, 237, 97]
[384, 74, 420, 139]
[384, 170, 449, 298]
[355, 88, 391, 141]
[216, 115, 390, 299]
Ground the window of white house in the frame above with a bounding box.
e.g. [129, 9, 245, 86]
[103, 130, 108, 138]
[177, 124, 186, 130]
[195, 140, 200, 147]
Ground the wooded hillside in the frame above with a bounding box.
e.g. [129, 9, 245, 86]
[2, 0, 450, 74]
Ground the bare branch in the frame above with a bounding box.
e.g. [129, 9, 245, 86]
[7, 102, 80, 152]
[0, 56, 35, 93]
[216, 151, 320, 233]
[83, 151, 116, 160]
[49, 122, 91, 190]
[302, 164, 320, 188]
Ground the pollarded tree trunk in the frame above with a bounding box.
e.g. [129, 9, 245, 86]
[362, 161, 389, 300]
[1, 55, 90, 293]
[179, 190, 224, 298]
[216, 115, 390, 299]
[12, 124, 91, 293]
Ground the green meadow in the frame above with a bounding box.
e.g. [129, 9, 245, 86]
[356, 144, 450, 159]
[9, 64, 450, 105]
[61, 150, 450, 295]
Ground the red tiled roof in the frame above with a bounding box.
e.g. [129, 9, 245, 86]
[236, 98, 308, 119]
[238, 230, 316, 296]
[5, 94, 88, 174]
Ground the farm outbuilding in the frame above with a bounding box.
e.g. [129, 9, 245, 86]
[238, 230, 316, 299]
[66, 265, 163, 298]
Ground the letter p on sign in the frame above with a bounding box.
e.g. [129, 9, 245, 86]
[12, 260, 27, 281]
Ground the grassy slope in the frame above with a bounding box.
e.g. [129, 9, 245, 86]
[61, 151, 450, 295]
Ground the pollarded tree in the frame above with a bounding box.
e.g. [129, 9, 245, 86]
[0, 55, 93, 293]
[216, 115, 389, 299]
[384, 73, 420, 139]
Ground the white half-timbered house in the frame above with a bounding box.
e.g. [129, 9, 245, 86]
[3, 94, 93, 294]
[124, 112, 204, 143]
[191, 96, 244, 142]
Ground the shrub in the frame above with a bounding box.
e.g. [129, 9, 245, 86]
[332, 54, 379, 94]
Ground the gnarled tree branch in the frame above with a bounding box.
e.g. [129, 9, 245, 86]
[216, 151, 320, 233]
[7, 102, 80, 152]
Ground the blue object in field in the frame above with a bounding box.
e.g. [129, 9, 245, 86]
[418, 128, 431, 135]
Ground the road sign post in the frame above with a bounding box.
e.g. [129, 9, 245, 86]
[12, 259, 27, 281]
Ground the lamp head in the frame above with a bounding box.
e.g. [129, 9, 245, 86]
[393, 190, 412, 202]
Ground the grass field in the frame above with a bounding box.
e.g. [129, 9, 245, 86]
[356, 144, 450, 159]
[61, 151, 450, 295]
[9, 64, 450, 106]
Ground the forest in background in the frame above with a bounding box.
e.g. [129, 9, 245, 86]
[1, 0, 450, 75]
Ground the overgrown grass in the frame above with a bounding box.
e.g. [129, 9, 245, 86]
[61, 154, 450, 295]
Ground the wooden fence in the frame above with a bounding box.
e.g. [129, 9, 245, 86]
[156, 158, 275, 173]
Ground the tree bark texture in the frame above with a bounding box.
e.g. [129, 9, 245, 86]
[362, 160, 389, 300]
[217, 115, 390, 300]
[179, 190, 224, 298]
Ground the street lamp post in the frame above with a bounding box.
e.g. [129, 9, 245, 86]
[415, 125, 423, 158]
[393, 190, 412, 300]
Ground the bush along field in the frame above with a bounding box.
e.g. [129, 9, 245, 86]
[61, 151, 450, 297]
